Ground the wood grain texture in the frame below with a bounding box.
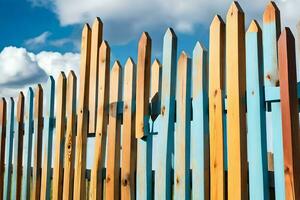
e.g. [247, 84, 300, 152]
[105, 61, 122, 200]
[278, 28, 300, 200]
[246, 21, 269, 200]
[32, 85, 43, 200]
[3, 98, 14, 200]
[89, 17, 103, 134]
[52, 73, 67, 200]
[0, 98, 6, 200]
[174, 52, 191, 200]
[21, 88, 34, 200]
[226, 2, 247, 199]
[63, 71, 77, 200]
[11, 93, 24, 200]
[40, 76, 55, 200]
[209, 15, 225, 200]
[73, 23, 91, 200]
[155, 28, 177, 200]
[89, 41, 110, 200]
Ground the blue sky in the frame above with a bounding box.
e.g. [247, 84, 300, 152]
[0, 0, 299, 97]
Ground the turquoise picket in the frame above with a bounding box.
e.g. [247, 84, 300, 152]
[3, 98, 14, 200]
[174, 52, 191, 200]
[246, 21, 269, 200]
[263, 3, 285, 199]
[41, 76, 55, 199]
[21, 88, 34, 200]
[191, 42, 209, 200]
[155, 28, 177, 200]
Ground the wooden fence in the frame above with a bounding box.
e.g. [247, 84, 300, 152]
[0, 1, 299, 199]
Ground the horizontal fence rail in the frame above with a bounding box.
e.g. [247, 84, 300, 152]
[1, 1, 300, 200]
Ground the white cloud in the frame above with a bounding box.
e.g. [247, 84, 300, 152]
[0, 46, 80, 97]
[25, 31, 52, 48]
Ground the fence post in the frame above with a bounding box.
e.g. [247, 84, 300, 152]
[11, 93, 24, 200]
[226, 2, 247, 199]
[0, 98, 6, 199]
[246, 20, 270, 199]
[32, 85, 43, 200]
[209, 15, 225, 200]
[40, 76, 55, 200]
[174, 52, 191, 200]
[155, 28, 177, 200]
[3, 97, 14, 200]
[74, 24, 91, 200]
[52, 72, 67, 200]
[21, 88, 34, 200]
[263, 2, 285, 199]
[63, 71, 77, 200]
[278, 28, 300, 199]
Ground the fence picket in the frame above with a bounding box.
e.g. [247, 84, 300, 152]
[263, 2, 285, 199]
[89, 18, 103, 134]
[0, 98, 6, 200]
[63, 71, 77, 200]
[21, 88, 34, 200]
[208, 15, 225, 200]
[155, 28, 177, 200]
[89, 41, 110, 200]
[226, 2, 247, 199]
[52, 72, 67, 200]
[278, 28, 300, 199]
[121, 58, 136, 200]
[246, 21, 270, 200]
[106, 61, 122, 200]
[40, 76, 55, 200]
[3, 98, 14, 200]
[74, 23, 92, 200]
[136, 32, 152, 200]
[32, 85, 43, 200]
[174, 52, 191, 199]
[11, 93, 24, 200]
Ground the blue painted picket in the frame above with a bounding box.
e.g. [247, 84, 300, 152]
[3, 98, 14, 200]
[246, 21, 270, 200]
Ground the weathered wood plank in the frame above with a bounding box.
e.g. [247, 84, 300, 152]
[226, 2, 247, 199]
[174, 52, 191, 200]
[63, 71, 77, 200]
[52, 73, 67, 200]
[73, 23, 92, 200]
[106, 61, 122, 200]
[89, 41, 110, 200]
[263, 2, 285, 198]
[246, 20, 269, 200]
[40, 76, 55, 200]
[208, 15, 225, 200]
[3, 98, 14, 200]
[155, 28, 177, 200]
[136, 32, 153, 200]
[11, 93, 24, 200]
[278, 28, 300, 200]
[121, 58, 136, 200]
[21, 88, 34, 200]
[0, 98, 6, 200]
[150, 59, 162, 120]
[32, 85, 43, 200]
[89, 17, 103, 134]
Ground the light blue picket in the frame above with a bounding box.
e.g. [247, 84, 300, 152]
[155, 28, 177, 200]
[263, 2, 285, 199]
[174, 52, 191, 200]
[191, 42, 209, 200]
[246, 21, 269, 200]
[3, 97, 14, 200]
[21, 88, 34, 200]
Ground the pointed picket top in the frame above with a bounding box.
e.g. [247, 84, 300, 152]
[138, 32, 151, 50]
[125, 57, 135, 68]
[112, 60, 121, 71]
[210, 15, 225, 30]
[263, 1, 280, 23]
[164, 28, 177, 42]
[152, 59, 161, 70]
[178, 51, 189, 68]
[100, 40, 110, 52]
[247, 20, 262, 33]
[92, 17, 103, 30]
[193, 42, 207, 56]
[82, 23, 91, 34]
[17, 92, 24, 121]
[68, 70, 77, 83]
[58, 72, 67, 84]
[227, 1, 244, 17]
